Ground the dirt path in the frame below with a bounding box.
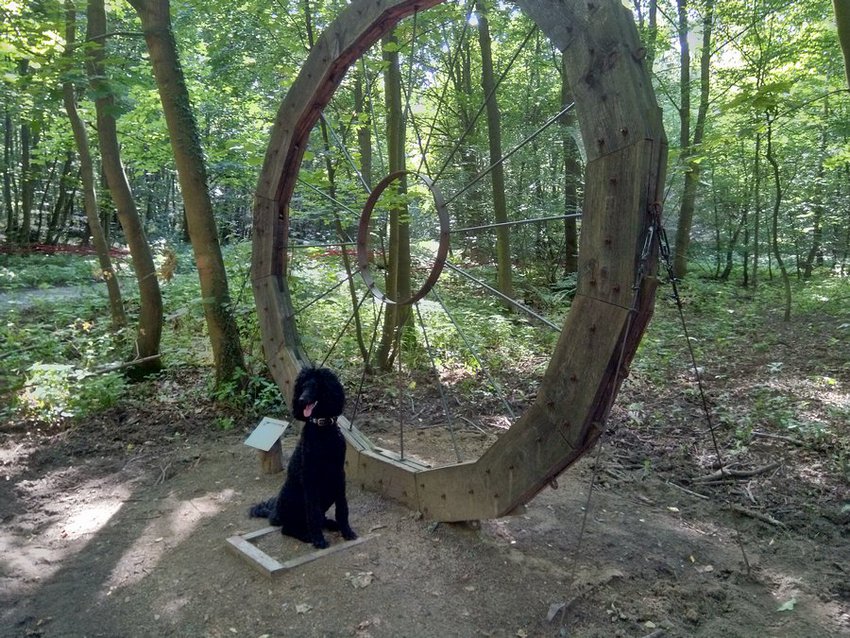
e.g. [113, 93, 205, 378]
[0, 284, 105, 313]
[1, 394, 847, 638]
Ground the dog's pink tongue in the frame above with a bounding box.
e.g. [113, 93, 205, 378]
[304, 401, 317, 418]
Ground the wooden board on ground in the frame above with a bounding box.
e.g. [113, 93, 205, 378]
[225, 526, 376, 579]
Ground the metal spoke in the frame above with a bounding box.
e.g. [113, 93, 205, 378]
[319, 112, 372, 195]
[288, 241, 357, 249]
[451, 212, 582, 235]
[401, 74, 434, 178]
[414, 301, 462, 462]
[296, 175, 362, 224]
[361, 57, 387, 178]
[433, 23, 538, 184]
[413, 1, 476, 174]
[320, 288, 372, 367]
[444, 102, 575, 206]
[349, 298, 385, 426]
[291, 267, 362, 318]
[444, 261, 561, 331]
[430, 287, 515, 420]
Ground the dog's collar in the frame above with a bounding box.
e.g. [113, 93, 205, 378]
[309, 416, 338, 427]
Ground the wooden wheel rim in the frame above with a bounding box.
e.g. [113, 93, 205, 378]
[252, 0, 667, 521]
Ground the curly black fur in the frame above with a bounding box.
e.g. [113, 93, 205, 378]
[249, 367, 357, 548]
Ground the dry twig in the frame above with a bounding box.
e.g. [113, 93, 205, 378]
[691, 462, 780, 484]
[730, 503, 787, 529]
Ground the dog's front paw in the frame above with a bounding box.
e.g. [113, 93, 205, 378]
[341, 527, 358, 541]
[312, 536, 329, 549]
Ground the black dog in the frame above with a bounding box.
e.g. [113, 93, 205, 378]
[249, 367, 357, 548]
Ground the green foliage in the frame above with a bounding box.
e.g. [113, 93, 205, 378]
[632, 273, 849, 454]
[0, 253, 109, 290]
[17, 363, 125, 424]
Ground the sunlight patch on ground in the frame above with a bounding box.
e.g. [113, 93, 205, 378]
[764, 568, 850, 633]
[103, 488, 236, 595]
[61, 499, 125, 539]
[0, 477, 131, 598]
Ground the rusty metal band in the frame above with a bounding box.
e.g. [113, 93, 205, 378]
[357, 170, 450, 306]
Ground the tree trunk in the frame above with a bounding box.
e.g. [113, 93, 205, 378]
[34, 157, 58, 242]
[128, 0, 245, 387]
[46, 151, 74, 244]
[477, 0, 513, 300]
[802, 98, 828, 279]
[752, 131, 762, 288]
[673, 0, 712, 279]
[88, 0, 163, 375]
[375, 29, 412, 371]
[18, 66, 35, 246]
[62, 2, 126, 329]
[765, 114, 791, 321]
[3, 109, 15, 237]
[354, 73, 372, 191]
[833, 0, 850, 87]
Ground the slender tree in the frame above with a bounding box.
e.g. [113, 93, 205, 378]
[375, 28, 412, 371]
[87, 0, 162, 374]
[127, 0, 245, 387]
[477, 0, 513, 299]
[833, 0, 850, 88]
[62, 2, 126, 328]
[673, 0, 714, 279]
[764, 112, 791, 320]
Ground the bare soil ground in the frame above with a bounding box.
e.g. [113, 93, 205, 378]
[2, 314, 849, 638]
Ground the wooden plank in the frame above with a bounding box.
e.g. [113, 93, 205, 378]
[277, 535, 374, 572]
[242, 526, 280, 542]
[225, 534, 284, 578]
[350, 448, 423, 511]
[579, 141, 653, 308]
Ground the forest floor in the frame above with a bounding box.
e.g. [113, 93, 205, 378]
[2, 301, 849, 637]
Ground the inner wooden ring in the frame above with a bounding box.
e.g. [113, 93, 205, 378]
[356, 170, 450, 307]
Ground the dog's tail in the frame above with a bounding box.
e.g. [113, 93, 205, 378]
[248, 497, 276, 519]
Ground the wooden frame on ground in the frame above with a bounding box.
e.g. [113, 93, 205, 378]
[225, 526, 375, 579]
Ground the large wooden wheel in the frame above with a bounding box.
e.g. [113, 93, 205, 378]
[252, 0, 667, 521]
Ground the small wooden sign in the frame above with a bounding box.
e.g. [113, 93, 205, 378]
[245, 417, 289, 451]
[245, 417, 289, 474]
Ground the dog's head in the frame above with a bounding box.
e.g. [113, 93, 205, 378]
[292, 367, 346, 422]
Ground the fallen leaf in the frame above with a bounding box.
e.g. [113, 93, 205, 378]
[547, 601, 566, 623]
[516, 630, 528, 638]
[346, 571, 375, 589]
[777, 598, 796, 612]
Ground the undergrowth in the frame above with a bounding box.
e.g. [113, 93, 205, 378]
[1, 243, 847, 448]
